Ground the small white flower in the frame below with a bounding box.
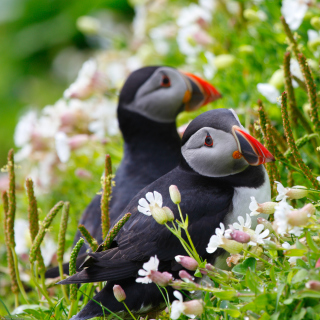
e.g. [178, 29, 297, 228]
[136, 256, 159, 284]
[281, 0, 309, 31]
[317, 176, 320, 182]
[290, 59, 304, 87]
[249, 196, 260, 216]
[138, 191, 163, 216]
[177, 4, 212, 28]
[233, 214, 252, 231]
[14, 110, 38, 147]
[248, 224, 270, 246]
[275, 181, 287, 201]
[171, 291, 186, 319]
[206, 223, 225, 253]
[257, 83, 280, 104]
[282, 242, 291, 249]
[55, 131, 71, 163]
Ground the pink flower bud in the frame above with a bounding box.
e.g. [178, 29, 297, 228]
[75, 168, 92, 180]
[230, 230, 251, 243]
[69, 134, 89, 149]
[316, 258, 320, 268]
[163, 206, 174, 222]
[302, 203, 315, 216]
[183, 300, 204, 316]
[287, 209, 309, 227]
[169, 185, 181, 204]
[179, 270, 194, 282]
[205, 263, 215, 271]
[113, 284, 126, 302]
[149, 271, 172, 287]
[175, 256, 198, 271]
[306, 280, 320, 291]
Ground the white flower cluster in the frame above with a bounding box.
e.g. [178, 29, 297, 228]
[14, 59, 121, 191]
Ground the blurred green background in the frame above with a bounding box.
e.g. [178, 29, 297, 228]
[0, 0, 134, 167]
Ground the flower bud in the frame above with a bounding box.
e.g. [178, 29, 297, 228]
[69, 134, 89, 149]
[163, 206, 174, 222]
[113, 285, 126, 302]
[243, 9, 261, 22]
[221, 238, 244, 254]
[150, 205, 168, 225]
[169, 185, 181, 204]
[287, 209, 309, 227]
[230, 230, 250, 243]
[316, 258, 320, 268]
[311, 17, 320, 30]
[263, 240, 278, 250]
[183, 300, 204, 316]
[179, 270, 194, 282]
[204, 263, 214, 271]
[175, 255, 198, 271]
[213, 54, 235, 70]
[306, 280, 320, 291]
[269, 69, 284, 89]
[149, 271, 173, 287]
[250, 245, 263, 256]
[77, 16, 100, 35]
[257, 218, 274, 233]
[301, 203, 315, 216]
[259, 202, 277, 215]
[286, 186, 308, 200]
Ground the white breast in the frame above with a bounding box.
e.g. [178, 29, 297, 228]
[224, 166, 271, 228]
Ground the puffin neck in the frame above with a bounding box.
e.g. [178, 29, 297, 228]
[118, 107, 181, 152]
[179, 157, 265, 189]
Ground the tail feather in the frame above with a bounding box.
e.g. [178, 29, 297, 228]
[45, 253, 88, 278]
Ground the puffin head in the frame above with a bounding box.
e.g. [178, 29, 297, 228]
[181, 109, 275, 177]
[118, 66, 221, 123]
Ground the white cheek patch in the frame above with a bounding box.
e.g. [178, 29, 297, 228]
[182, 127, 249, 177]
[124, 67, 188, 123]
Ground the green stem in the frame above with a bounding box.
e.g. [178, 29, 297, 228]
[68, 300, 75, 319]
[11, 248, 29, 304]
[82, 283, 94, 306]
[243, 249, 279, 270]
[156, 284, 170, 313]
[58, 261, 70, 303]
[14, 294, 18, 309]
[177, 205, 201, 263]
[30, 263, 54, 308]
[122, 302, 137, 320]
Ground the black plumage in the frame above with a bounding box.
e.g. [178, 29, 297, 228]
[45, 66, 221, 278]
[60, 109, 272, 320]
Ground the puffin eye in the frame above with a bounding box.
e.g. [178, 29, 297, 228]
[204, 135, 213, 147]
[161, 75, 171, 87]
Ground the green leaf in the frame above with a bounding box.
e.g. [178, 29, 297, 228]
[287, 270, 294, 285]
[291, 308, 306, 320]
[269, 265, 276, 284]
[194, 268, 202, 278]
[276, 283, 286, 311]
[286, 249, 307, 256]
[291, 269, 309, 284]
[295, 239, 307, 250]
[232, 257, 256, 275]
[306, 232, 319, 252]
[245, 268, 262, 294]
[213, 290, 237, 300]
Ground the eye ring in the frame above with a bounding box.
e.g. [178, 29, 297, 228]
[161, 75, 171, 87]
[204, 135, 213, 147]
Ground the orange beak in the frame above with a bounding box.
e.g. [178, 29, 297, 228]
[232, 125, 275, 166]
[180, 71, 222, 111]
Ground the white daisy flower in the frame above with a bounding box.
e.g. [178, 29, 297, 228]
[138, 191, 163, 216]
[249, 196, 260, 216]
[136, 256, 159, 284]
[248, 224, 270, 246]
[257, 83, 280, 104]
[281, 0, 309, 31]
[233, 214, 252, 231]
[206, 223, 225, 253]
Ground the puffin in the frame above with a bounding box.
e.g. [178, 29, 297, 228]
[45, 66, 221, 278]
[60, 109, 275, 320]
[72, 67, 221, 252]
